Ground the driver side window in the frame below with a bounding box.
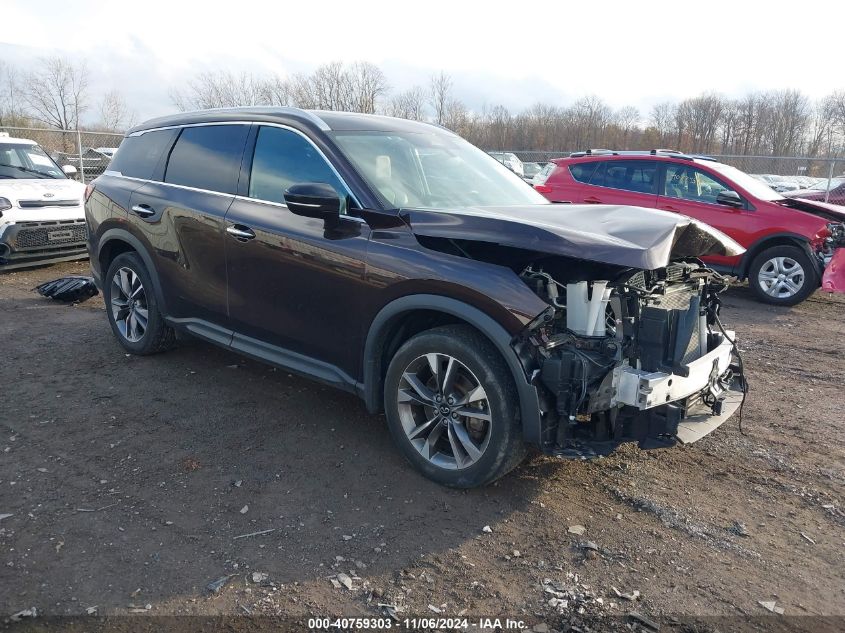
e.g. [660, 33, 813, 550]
[249, 126, 347, 211]
[664, 164, 732, 204]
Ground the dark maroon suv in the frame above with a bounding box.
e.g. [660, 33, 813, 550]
[85, 109, 745, 487]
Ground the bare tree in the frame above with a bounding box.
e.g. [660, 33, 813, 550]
[429, 71, 453, 125]
[97, 89, 134, 131]
[388, 86, 427, 120]
[347, 62, 389, 114]
[0, 61, 24, 126]
[171, 71, 272, 111]
[649, 102, 676, 147]
[615, 106, 640, 148]
[22, 57, 89, 129]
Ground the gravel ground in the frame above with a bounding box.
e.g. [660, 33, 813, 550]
[1, 261, 843, 632]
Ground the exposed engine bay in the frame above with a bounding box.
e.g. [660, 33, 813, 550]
[516, 260, 745, 457]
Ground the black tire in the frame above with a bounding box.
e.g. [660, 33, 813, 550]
[383, 324, 527, 488]
[103, 252, 175, 355]
[748, 245, 818, 306]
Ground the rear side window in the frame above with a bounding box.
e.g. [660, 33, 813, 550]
[248, 126, 345, 205]
[108, 129, 178, 180]
[165, 125, 249, 194]
[569, 162, 597, 184]
[589, 160, 657, 194]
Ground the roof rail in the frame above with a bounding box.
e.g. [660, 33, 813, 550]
[649, 148, 683, 155]
[569, 148, 619, 158]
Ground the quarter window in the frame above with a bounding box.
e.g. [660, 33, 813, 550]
[248, 126, 346, 208]
[569, 163, 597, 184]
[164, 125, 249, 194]
[664, 164, 732, 204]
[109, 129, 179, 180]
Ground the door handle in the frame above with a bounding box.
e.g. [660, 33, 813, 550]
[130, 203, 156, 218]
[583, 196, 602, 204]
[226, 225, 256, 241]
[659, 205, 680, 212]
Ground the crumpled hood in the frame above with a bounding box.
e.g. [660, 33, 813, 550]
[776, 196, 845, 222]
[0, 178, 84, 205]
[400, 204, 744, 270]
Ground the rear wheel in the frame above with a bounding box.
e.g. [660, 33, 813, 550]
[748, 245, 817, 306]
[383, 325, 526, 488]
[104, 252, 175, 354]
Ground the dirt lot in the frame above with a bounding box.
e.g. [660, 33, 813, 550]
[1, 261, 844, 632]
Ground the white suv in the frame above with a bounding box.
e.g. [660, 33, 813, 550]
[0, 135, 87, 270]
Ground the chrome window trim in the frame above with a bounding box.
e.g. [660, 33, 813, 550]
[122, 120, 361, 210]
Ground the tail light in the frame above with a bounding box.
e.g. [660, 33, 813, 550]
[534, 184, 553, 194]
[84, 183, 95, 203]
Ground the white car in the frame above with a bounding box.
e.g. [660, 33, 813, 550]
[0, 135, 88, 270]
[488, 151, 525, 177]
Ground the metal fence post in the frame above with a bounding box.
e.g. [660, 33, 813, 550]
[76, 128, 86, 184]
[824, 159, 835, 204]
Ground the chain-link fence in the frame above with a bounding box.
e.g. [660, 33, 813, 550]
[499, 149, 844, 204]
[0, 126, 124, 184]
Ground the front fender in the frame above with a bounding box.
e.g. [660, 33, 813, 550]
[361, 294, 544, 445]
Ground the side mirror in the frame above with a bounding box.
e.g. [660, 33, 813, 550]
[284, 182, 341, 220]
[62, 164, 78, 176]
[716, 190, 743, 208]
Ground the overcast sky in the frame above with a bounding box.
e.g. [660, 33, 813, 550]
[2, 0, 843, 124]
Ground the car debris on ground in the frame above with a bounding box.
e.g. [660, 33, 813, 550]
[35, 276, 98, 303]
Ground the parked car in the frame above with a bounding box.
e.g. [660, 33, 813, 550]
[0, 135, 88, 270]
[53, 147, 114, 179]
[785, 177, 845, 206]
[534, 149, 845, 305]
[488, 151, 524, 177]
[86, 109, 746, 487]
[522, 161, 544, 182]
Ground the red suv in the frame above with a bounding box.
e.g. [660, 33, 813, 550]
[534, 150, 845, 305]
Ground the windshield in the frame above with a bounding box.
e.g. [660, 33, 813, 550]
[331, 131, 548, 209]
[0, 142, 66, 179]
[701, 160, 783, 201]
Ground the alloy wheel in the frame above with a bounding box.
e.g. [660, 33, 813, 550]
[758, 256, 805, 299]
[110, 267, 148, 342]
[396, 353, 492, 470]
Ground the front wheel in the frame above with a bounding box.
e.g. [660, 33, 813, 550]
[748, 245, 818, 306]
[383, 325, 526, 488]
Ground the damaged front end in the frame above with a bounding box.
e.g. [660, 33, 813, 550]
[516, 261, 745, 458]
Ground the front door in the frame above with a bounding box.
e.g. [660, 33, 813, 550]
[657, 163, 748, 269]
[223, 125, 371, 381]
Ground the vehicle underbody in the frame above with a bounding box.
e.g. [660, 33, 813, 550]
[515, 258, 744, 457]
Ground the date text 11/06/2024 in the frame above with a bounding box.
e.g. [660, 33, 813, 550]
[308, 617, 528, 630]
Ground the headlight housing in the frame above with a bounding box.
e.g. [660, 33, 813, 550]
[0, 197, 11, 212]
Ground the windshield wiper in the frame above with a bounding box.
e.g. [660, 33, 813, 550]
[0, 164, 59, 179]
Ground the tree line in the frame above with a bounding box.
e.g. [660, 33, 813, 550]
[3, 57, 845, 159]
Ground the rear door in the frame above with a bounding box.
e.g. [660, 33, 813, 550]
[577, 159, 659, 207]
[128, 123, 249, 331]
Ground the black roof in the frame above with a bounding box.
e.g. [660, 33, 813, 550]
[127, 107, 450, 136]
